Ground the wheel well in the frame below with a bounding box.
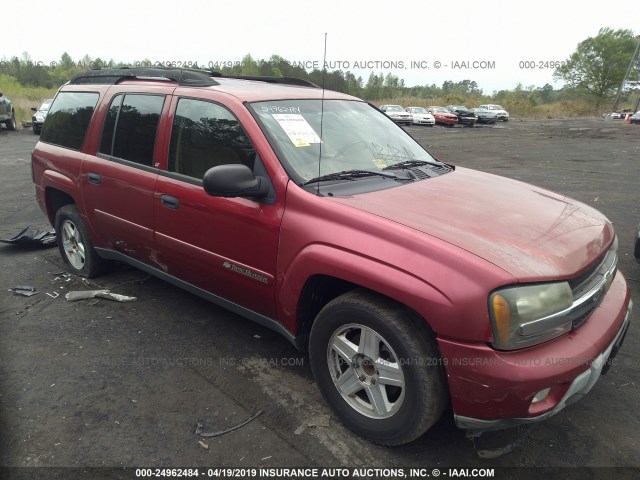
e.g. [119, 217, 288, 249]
[45, 188, 75, 225]
[296, 275, 439, 352]
[296, 275, 357, 351]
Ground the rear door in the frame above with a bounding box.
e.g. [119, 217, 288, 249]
[153, 95, 284, 318]
[81, 86, 173, 263]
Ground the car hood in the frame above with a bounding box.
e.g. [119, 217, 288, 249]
[330, 167, 613, 281]
[435, 112, 457, 118]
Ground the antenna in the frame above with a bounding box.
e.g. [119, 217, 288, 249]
[317, 33, 327, 195]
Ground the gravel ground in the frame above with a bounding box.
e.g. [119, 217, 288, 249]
[0, 118, 638, 478]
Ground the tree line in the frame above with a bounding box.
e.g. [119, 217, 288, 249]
[1, 27, 638, 110]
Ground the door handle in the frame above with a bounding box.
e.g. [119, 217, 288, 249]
[87, 173, 101, 184]
[160, 194, 180, 209]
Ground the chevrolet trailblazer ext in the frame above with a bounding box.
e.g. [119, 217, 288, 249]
[32, 68, 632, 445]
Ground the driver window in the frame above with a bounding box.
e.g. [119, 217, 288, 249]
[168, 98, 256, 179]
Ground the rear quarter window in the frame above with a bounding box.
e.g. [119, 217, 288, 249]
[40, 92, 99, 150]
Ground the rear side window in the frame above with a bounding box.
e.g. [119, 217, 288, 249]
[40, 92, 99, 150]
[99, 94, 165, 167]
[168, 98, 255, 180]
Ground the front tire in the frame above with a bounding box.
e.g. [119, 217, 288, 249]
[55, 204, 105, 277]
[309, 290, 446, 445]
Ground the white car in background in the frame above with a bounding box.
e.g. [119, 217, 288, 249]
[379, 104, 413, 125]
[479, 104, 510, 121]
[405, 107, 436, 126]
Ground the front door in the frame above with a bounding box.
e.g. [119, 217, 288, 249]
[153, 96, 283, 318]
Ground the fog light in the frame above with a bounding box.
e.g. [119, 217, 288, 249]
[532, 388, 551, 404]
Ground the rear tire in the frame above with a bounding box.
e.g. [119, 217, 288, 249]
[5, 111, 16, 131]
[55, 204, 105, 278]
[309, 290, 446, 445]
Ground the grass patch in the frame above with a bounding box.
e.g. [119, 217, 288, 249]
[0, 74, 57, 126]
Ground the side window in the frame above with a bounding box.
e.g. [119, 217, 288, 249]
[168, 98, 256, 179]
[98, 94, 165, 167]
[40, 92, 99, 150]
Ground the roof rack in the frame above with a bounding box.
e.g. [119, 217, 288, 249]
[209, 73, 318, 88]
[69, 68, 220, 87]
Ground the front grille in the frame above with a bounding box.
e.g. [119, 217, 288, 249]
[569, 248, 617, 329]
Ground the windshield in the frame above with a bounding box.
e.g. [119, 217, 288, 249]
[410, 107, 428, 114]
[432, 107, 449, 113]
[385, 105, 404, 112]
[40, 100, 53, 111]
[250, 100, 437, 184]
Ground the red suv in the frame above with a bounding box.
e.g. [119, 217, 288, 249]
[32, 68, 632, 445]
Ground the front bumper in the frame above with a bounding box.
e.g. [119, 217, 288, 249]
[458, 116, 477, 125]
[438, 271, 631, 434]
[413, 117, 435, 125]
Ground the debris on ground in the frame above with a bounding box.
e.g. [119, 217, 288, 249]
[65, 289, 137, 302]
[471, 424, 540, 459]
[0, 227, 56, 248]
[306, 415, 330, 427]
[9, 286, 38, 297]
[197, 440, 209, 450]
[293, 424, 307, 435]
[195, 410, 263, 438]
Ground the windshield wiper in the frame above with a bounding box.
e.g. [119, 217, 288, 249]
[302, 169, 400, 186]
[382, 159, 442, 170]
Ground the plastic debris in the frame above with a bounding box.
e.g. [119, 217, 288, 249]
[0, 227, 56, 248]
[195, 410, 263, 438]
[307, 415, 330, 427]
[9, 286, 38, 297]
[198, 440, 209, 450]
[294, 424, 307, 435]
[65, 290, 137, 302]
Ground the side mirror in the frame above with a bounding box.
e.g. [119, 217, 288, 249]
[31, 107, 38, 112]
[203, 164, 270, 199]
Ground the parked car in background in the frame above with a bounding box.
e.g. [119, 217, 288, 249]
[629, 111, 640, 124]
[479, 104, 509, 121]
[0, 92, 17, 131]
[470, 107, 498, 124]
[405, 107, 435, 126]
[426, 106, 458, 127]
[446, 105, 478, 127]
[379, 104, 412, 125]
[31, 99, 54, 134]
[635, 224, 640, 262]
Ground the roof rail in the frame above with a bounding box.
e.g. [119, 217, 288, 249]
[209, 73, 318, 88]
[69, 68, 220, 87]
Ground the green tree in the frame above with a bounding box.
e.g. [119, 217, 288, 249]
[554, 27, 638, 107]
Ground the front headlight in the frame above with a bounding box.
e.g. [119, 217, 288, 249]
[489, 282, 573, 350]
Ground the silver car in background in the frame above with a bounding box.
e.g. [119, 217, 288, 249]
[379, 104, 413, 126]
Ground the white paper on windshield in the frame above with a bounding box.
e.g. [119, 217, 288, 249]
[272, 114, 322, 147]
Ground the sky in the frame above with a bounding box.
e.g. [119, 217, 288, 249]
[3, 0, 638, 93]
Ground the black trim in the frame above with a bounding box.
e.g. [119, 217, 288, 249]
[70, 68, 219, 87]
[94, 248, 299, 348]
[96, 152, 160, 174]
[158, 170, 203, 186]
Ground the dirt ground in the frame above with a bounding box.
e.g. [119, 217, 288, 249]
[0, 119, 638, 477]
